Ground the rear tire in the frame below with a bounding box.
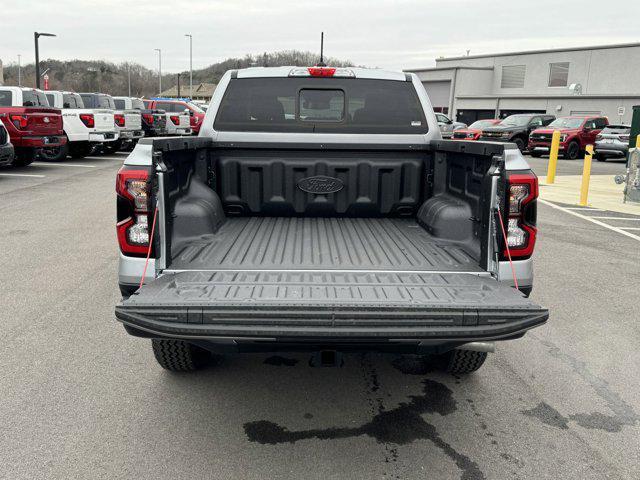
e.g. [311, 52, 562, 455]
[513, 137, 526, 152]
[151, 339, 212, 372]
[102, 140, 122, 155]
[530, 151, 543, 158]
[39, 144, 68, 162]
[564, 141, 581, 160]
[69, 142, 93, 159]
[442, 349, 487, 375]
[12, 148, 37, 167]
[595, 153, 607, 162]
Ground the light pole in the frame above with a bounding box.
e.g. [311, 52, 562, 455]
[17, 54, 21, 86]
[34, 32, 56, 89]
[185, 34, 192, 98]
[127, 63, 131, 97]
[154, 48, 162, 94]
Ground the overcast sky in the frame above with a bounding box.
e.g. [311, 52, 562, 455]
[3, 0, 639, 73]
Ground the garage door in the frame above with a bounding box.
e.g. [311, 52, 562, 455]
[422, 81, 451, 110]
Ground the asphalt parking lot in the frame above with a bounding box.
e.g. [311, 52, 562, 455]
[1, 152, 639, 480]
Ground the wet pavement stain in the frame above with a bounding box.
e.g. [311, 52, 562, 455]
[263, 356, 299, 367]
[391, 355, 435, 375]
[522, 402, 570, 430]
[243, 378, 486, 480]
[525, 336, 640, 433]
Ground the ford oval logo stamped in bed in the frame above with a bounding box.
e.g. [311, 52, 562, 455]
[297, 176, 344, 194]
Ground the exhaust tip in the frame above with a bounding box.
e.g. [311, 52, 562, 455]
[457, 342, 495, 353]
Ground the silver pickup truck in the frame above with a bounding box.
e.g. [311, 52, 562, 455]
[115, 66, 548, 376]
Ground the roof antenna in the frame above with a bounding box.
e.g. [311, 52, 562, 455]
[317, 32, 327, 67]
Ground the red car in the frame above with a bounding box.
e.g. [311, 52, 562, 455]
[452, 119, 501, 140]
[143, 99, 206, 134]
[0, 87, 67, 166]
[528, 116, 608, 159]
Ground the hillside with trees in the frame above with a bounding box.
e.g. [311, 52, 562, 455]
[1, 50, 355, 97]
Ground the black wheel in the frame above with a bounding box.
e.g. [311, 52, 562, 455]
[151, 339, 212, 371]
[12, 148, 37, 167]
[39, 144, 68, 162]
[564, 141, 581, 160]
[442, 349, 487, 375]
[513, 137, 526, 152]
[530, 151, 543, 158]
[595, 153, 607, 162]
[102, 140, 122, 154]
[69, 142, 93, 159]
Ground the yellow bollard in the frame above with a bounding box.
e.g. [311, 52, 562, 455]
[546, 130, 561, 184]
[579, 144, 594, 206]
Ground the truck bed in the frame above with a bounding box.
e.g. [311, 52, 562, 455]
[169, 217, 483, 273]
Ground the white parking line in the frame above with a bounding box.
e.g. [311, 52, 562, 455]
[565, 207, 604, 211]
[32, 162, 95, 168]
[620, 227, 640, 231]
[589, 216, 640, 221]
[0, 173, 46, 178]
[539, 199, 640, 242]
[83, 156, 124, 161]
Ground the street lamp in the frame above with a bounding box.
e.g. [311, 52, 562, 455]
[185, 34, 192, 99]
[154, 48, 162, 94]
[34, 32, 56, 89]
[17, 54, 21, 87]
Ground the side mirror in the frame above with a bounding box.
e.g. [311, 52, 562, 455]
[185, 109, 192, 116]
[583, 126, 592, 132]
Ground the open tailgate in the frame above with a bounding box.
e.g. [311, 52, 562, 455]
[116, 271, 548, 342]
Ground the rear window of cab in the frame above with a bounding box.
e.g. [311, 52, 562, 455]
[214, 77, 428, 134]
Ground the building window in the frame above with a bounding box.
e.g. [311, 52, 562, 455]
[548, 62, 569, 87]
[501, 65, 526, 88]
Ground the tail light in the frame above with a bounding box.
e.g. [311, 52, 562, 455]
[116, 167, 151, 257]
[142, 113, 154, 125]
[80, 113, 94, 128]
[10, 115, 29, 129]
[114, 113, 125, 127]
[502, 172, 538, 260]
[170, 115, 180, 125]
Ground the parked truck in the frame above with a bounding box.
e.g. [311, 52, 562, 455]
[0, 122, 14, 167]
[45, 90, 120, 159]
[480, 114, 556, 152]
[529, 116, 609, 160]
[0, 86, 67, 166]
[78, 93, 120, 154]
[144, 98, 205, 134]
[115, 66, 548, 375]
[110, 98, 144, 153]
[116, 97, 167, 139]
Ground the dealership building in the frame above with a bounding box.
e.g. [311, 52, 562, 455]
[406, 42, 640, 126]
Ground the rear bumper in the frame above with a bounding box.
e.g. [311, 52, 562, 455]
[0, 143, 14, 166]
[118, 130, 145, 140]
[89, 131, 118, 143]
[594, 143, 627, 157]
[13, 135, 67, 148]
[528, 141, 568, 152]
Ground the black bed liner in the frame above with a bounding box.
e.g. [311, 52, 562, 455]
[169, 217, 482, 272]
